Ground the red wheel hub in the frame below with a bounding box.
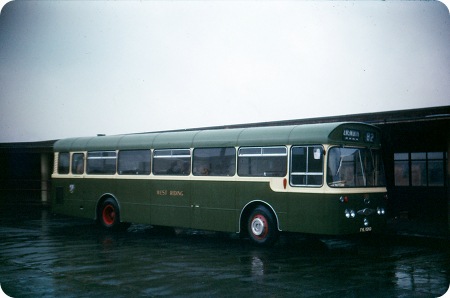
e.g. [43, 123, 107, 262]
[102, 205, 116, 226]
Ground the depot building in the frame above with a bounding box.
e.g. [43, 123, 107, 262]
[1, 105, 449, 236]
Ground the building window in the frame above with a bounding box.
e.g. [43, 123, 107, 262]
[394, 153, 409, 186]
[411, 153, 427, 186]
[394, 152, 446, 187]
[427, 152, 445, 186]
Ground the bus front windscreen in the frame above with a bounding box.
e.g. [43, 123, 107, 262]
[327, 147, 386, 188]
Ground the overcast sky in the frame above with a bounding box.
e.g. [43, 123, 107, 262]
[0, 1, 449, 142]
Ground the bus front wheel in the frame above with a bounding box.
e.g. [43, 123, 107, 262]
[247, 206, 278, 246]
[99, 198, 121, 230]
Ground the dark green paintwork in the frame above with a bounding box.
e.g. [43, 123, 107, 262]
[52, 122, 386, 236]
[52, 177, 386, 235]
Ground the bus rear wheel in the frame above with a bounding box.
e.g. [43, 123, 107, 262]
[247, 206, 278, 246]
[99, 198, 121, 230]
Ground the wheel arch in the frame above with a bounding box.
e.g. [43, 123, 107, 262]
[239, 200, 281, 235]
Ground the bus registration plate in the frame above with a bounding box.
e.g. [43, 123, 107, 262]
[360, 227, 372, 232]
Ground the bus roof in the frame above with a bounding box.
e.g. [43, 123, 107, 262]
[54, 122, 381, 152]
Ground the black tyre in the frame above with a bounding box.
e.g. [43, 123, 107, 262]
[99, 198, 121, 230]
[247, 206, 279, 246]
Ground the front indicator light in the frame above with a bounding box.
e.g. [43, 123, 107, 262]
[340, 196, 349, 203]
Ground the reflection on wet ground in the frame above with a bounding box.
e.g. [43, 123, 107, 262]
[1, 208, 449, 297]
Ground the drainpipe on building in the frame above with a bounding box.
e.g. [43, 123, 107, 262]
[448, 141, 450, 234]
[41, 153, 49, 207]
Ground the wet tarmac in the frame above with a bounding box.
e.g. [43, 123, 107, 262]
[1, 208, 449, 298]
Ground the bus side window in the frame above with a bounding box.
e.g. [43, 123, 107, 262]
[71, 153, 85, 174]
[153, 149, 191, 176]
[86, 151, 117, 175]
[290, 146, 323, 186]
[58, 152, 70, 174]
[193, 147, 236, 176]
[237, 146, 287, 177]
[118, 150, 151, 175]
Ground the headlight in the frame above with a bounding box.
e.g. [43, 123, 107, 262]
[377, 207, 385, 215]
[345, 209, 356, 219]
[363, 218, 370, 227]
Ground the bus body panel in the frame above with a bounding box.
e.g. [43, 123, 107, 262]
[113, 179, 152, 224]
[52, 122, 387, 241]
[53, 178, 94, 220]
[52, 176, 386, 235]
[235, 180, 288, 230]
[146, 179, 191, 228]
[285, 191, 386, 235]
[190, 180, 236, 232]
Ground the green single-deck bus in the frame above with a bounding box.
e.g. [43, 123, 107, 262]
[52, 122, 387, 245]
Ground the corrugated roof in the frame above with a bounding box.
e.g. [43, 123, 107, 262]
[1, 105, 448, 151]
